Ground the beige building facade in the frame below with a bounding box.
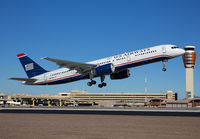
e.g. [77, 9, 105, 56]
[1, 90, 177, 107]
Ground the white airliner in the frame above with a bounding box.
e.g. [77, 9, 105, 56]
[9, 44, 185, 88]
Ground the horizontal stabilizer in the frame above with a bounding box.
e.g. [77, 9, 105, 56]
[9, 77, 37, 82]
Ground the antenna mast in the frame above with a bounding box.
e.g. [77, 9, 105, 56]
[145, 72, 147, 102]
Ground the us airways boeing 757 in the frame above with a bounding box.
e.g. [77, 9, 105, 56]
[9, 45, 185, 88]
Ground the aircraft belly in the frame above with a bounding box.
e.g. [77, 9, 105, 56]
[42, 74, 86, 85]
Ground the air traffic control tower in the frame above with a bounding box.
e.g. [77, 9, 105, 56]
[182, 46, 197, 100]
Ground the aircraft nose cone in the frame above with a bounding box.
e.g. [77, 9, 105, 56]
[180, 49, 185, 55]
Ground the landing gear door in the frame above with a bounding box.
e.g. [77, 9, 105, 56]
[162, 47, 166, 54]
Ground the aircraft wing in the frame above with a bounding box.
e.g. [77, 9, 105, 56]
[42, 57, 97, 74]
[9, 77, 37, 82]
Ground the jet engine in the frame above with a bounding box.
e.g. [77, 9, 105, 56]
[95, 63, 115, 75]
[110, 69, 130, 80]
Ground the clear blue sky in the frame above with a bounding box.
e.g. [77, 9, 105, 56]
[0, 0, 200, 99]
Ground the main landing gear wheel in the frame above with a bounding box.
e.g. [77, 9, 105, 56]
[91, 80, 96, 85]
[87, 70, 97, 86]
[102, 82, 107, 86]
[98, 75, 107, 88]
[87, 80, 96, 86]
[98, 82, 107, 88]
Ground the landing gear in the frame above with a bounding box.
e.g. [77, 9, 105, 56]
[98, 83, 107, 88]
[102, 82, 107, 86]
[98, 75, 106, 88]
[162, 60, 167, 72]
[87, 71, 96, 86]
[162, 68, 166, 72]
[87, 82, 92, 86]
[87, 80, 96, 86]
[91, 80, 96, 84]
[87, 72, 107, 88]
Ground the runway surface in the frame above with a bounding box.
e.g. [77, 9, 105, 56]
[1, 107, 200, 117]
[1, 107, 200, 138]
[0, 112, 200, 139]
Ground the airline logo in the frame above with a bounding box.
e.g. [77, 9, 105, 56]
[25, 63, 34, 71]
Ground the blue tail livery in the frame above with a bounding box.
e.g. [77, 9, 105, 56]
[17, 53, 48, 78]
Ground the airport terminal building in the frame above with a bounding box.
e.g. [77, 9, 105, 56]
[58, 90, 177, 107]
[1, 90, 178, 107]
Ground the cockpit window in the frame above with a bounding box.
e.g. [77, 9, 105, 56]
[171, 46, 179, 49]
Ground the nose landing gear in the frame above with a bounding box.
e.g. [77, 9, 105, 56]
[162, 60, 168, 72]
[162, 68, 166, 72]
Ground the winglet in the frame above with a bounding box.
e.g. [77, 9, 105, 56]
[17, 53, 26, 58]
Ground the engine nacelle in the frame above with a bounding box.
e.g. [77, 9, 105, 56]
[95, 63, 115, 75]
[110, 69, 130, 80]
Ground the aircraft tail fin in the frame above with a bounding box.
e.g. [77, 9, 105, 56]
[17, 53, 48, 78]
